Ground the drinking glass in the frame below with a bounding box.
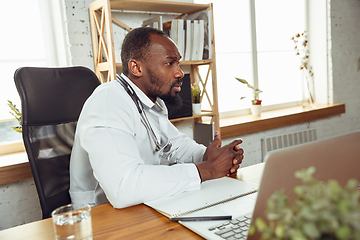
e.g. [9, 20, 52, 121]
[52, 203, 93, 240]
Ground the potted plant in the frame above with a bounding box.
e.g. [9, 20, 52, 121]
[235, 77, 263, 116]
[248, 166, 360, 240]
[191, 82, 202, 115]
[291, 31, 315, 109]
[7, 100, 22, 133]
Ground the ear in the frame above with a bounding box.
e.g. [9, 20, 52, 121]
[128, 59, 142, 77]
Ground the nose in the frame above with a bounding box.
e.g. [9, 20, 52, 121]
[175, 64, 184, 79]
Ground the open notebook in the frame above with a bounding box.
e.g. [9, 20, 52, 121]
[144, 177, 258, 219]
[146, 131, 360, 240]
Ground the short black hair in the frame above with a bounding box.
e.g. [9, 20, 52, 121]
[121, 27, 167, 76]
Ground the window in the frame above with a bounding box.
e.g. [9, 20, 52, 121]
[0, 0, 64, 153]
[195, 0, 307, 116]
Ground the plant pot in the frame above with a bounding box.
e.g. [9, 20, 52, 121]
[192, 103, 201, 115]
[251, 104, 262, 117]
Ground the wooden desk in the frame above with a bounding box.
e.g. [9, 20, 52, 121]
[0, 163, 265, 240]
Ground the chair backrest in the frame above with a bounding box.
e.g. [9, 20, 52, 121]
[14, 66, 100, 219]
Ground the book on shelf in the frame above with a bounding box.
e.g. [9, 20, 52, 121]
[184, 19, 192, 61]
[198, 19, 205, 60]
[177, 19, 185, 59]
[182, 9, 212, 60]
[144, 177, 258, 219]
[191, 20, 199, 61]
[158, 7, 212, 61]
[170, 19, 178, 46]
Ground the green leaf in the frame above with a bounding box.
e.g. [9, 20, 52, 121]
[302, 222, 320, 238]
[248, 225, 257, 236]
[275, 224, 285, 238]
[290, 229, 307, 240]
[345, 178, 359, 191]
[306, 166, 316, 176]
[336, 226, 351, 239]
[235, 77, 249, 85]
[7, 100, 22, 133]
[234, 77, 262, 93]
[254, 88, 263, 94]
[267, 213, 281, 221]
[338, 199, 351, 214]
[255, 218, 268, 232]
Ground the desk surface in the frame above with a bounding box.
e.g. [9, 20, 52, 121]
[0, 163, 265, 240]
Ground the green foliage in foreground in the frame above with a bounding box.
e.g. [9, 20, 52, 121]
[249, 166, 360, 240]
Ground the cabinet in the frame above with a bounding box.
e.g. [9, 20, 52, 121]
[89, 0, 219, 132]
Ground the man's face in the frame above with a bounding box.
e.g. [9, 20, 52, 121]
[139, 34, 184, 106]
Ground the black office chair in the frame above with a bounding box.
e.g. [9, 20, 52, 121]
[14, 66, 100, 219]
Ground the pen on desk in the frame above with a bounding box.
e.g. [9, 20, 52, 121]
[169, 215, 232, 222]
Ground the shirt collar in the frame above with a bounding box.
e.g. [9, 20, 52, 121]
[119, 74, 167, 114]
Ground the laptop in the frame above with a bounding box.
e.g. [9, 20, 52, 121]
[181, 131, 360, 240]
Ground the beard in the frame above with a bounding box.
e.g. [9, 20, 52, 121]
[161, 92, 182, 109]
[148, 70, 183, 109]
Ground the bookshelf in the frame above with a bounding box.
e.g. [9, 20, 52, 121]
[89, 0, 220, 132]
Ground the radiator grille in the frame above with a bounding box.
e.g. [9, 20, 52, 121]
[261, 129, 317, 161]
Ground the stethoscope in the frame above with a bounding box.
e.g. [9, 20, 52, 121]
[116, 74, 172, 153]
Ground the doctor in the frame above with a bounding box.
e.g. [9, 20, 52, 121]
[69, 27, 244, 208]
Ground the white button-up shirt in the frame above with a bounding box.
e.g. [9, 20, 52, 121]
[69, 74, 206, 208]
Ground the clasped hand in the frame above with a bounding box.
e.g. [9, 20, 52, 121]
[196, 131, 244, 182]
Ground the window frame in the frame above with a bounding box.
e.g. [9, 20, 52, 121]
[199, 0, 322, 118]
[0, 0, 69, 155]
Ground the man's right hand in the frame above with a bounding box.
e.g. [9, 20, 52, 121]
[195, 132, 244, 182]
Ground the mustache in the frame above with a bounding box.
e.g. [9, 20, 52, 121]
[172, 78, 183, 87]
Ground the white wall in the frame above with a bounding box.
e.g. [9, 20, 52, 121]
[1, 0, 360, 231]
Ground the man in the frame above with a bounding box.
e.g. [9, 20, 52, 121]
[69, 27, 244, 209]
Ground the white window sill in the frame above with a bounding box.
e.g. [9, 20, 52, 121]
[220, 103, 345, 138]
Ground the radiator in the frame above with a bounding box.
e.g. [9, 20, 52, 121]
[261, 129, 317, 161]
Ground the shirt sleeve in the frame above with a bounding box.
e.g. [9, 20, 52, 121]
[82, 126, 201, 209]
[78, 84, 202, 209]
[165, 120, 207, 164]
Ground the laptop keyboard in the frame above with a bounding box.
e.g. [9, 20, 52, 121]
[207, 213, 252, 240]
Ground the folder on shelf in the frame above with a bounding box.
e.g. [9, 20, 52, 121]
[191, 20, 199, 61]
[198, 20, 205, 60]
[182, 9, 212, 60]
[177, 19, 185, 59]
[184, 20, 192, 61]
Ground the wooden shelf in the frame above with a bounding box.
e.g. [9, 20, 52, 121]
[108, 0, 210, 13]
[89, 0, 220, 132]
[170, 112, 215, 123]
[115, 59, 213, 69]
